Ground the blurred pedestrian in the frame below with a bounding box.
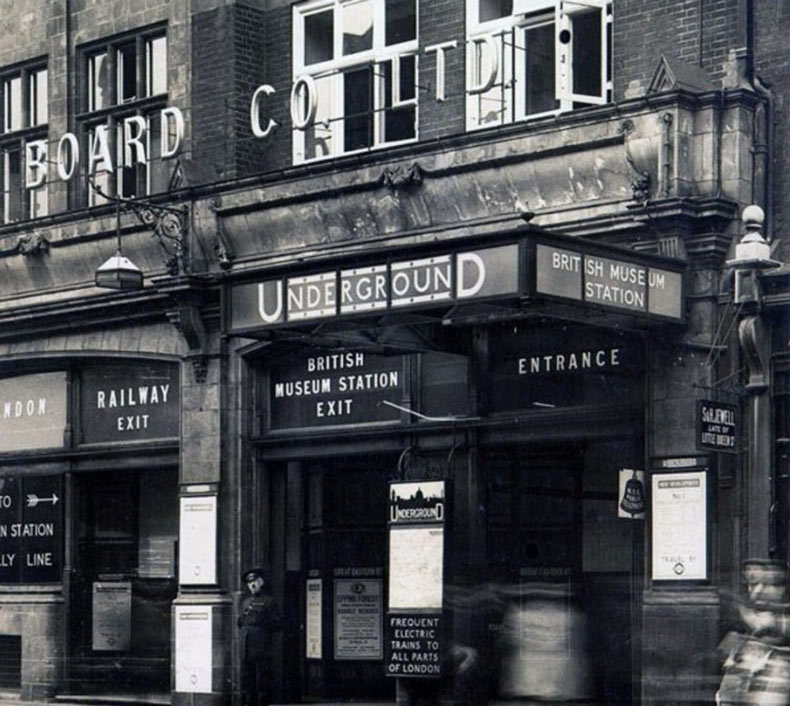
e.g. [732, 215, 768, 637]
[718, 559, 790, 706]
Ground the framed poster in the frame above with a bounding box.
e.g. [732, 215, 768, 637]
[306, 578, 322, 659]
[334, 578, 383, 660]
[175, 606, 212, 693]
[651, 470, 707, 581]
[179, 495, 217, 585]
[92, 581, 132, 651]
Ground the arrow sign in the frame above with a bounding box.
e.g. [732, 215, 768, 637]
[26, 493, 59, 508]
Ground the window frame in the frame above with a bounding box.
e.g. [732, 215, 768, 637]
[0, 60, 49, 224]
[465, 0, 611, 131]
[292, 0, 419, 164]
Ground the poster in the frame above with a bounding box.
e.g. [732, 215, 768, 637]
[306, 578, 322, 659]
[92, 581, 132, 651]
[175, 606, 212, 693]
[651, 471, 707, 580]
[334, 578, 383, 660]
[179, 495, 217, 585]
[388, 527, 444, 610]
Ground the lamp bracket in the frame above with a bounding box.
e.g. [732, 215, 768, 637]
[126, 200, 189, 276]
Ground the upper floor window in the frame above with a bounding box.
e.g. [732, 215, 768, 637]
[466, 0, 611, 130]
[0, 63, 48, 224]
[82, 29, 170, 205]
[292, 0, 418, 164]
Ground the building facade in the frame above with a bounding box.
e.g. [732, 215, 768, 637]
[0, 0, 787, 705]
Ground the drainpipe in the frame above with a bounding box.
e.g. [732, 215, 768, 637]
[751, 76, 774, 244]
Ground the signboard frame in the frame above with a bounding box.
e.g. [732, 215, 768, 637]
[528, 237, 685, 323]
[225, 240, 525, 336]
[175, 605, 213, 693]
[386, 480, 448, 679]
[650, 467, 710, 583]
[263, 348, 408, 434]
[697, 399, 738, 454]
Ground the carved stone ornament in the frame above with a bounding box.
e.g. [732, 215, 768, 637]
[380, 162, 424, 189]
[738, 315, 769, 392]
[17, 232, 50, 256]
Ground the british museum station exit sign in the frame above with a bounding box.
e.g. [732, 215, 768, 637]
[228, 232, 685, 335]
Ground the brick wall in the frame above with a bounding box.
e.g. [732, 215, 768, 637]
[419, 0, 466, 141]
[614, 0, 739, 99]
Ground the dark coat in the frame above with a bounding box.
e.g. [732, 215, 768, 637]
[238, 594, 283, 661]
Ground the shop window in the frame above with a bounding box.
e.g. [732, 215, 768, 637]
[465, 0, 612, 130]
[81, 29, 170, 205]
[0, 64, 48, 223]
[292, 0, 418, 163]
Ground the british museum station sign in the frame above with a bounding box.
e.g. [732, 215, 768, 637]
[228, 232, 685, 334]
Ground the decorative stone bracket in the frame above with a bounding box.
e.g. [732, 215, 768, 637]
[154, 276, 213, 384]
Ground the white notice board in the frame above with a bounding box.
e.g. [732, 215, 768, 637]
[651, 470, 707, 581]
[179, 495, 217, 585]
[175, 605, 213, 693]
[388, 526, 444, 610]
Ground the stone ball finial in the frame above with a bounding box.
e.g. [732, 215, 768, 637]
[742, 204, 765, 230]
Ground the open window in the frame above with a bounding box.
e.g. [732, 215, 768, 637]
[556, 0, 610, 106]
[292, 0, 418, 163]
[466, 0, 611, 130]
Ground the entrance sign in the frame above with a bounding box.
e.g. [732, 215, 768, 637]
[228, 244, 520, 332]
[651, 470, 707, 581]
[306, 578, 323, 659]
[179, 495, 217, 585]
[535, 243, 683, 320]
[697, 400, 738, 453]
[334, 578, 383, 660]
[268, 351, 405, 430]
[0, 372, 67, 452]
[0, 475, 64, 583]
[92, 582, 132, 651]
[80, 362, 179, 443]
[175, 605, 213, 693]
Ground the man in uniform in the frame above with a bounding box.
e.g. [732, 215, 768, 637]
[238, 567, 283, 706]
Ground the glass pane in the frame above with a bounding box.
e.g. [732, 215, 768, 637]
[147, 36, 167, 96]
[30, 69, 48, 125]
[116, 123, 138, 198]
[571, 9, 601, 97]
[342, 0, 373, 56]
[385, 0, 416, 45]
[88, 127, 111, 206]
[3, 150, 21, 222]
[302, 73, 333, 160]
[472, 34, 507, 127]
[148, 112, 169, 195]
[479, 0, 512, 22]
[383, 57, 416, 143]
[30, 184, 47, 219]
[89, 52, 108, 111]
[343, 66, 373, 151]
[117, 44, 137, 102]
[304, 9, 334, 65]
[523, 23, 557, 114]
[4, 76, 22, 132]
